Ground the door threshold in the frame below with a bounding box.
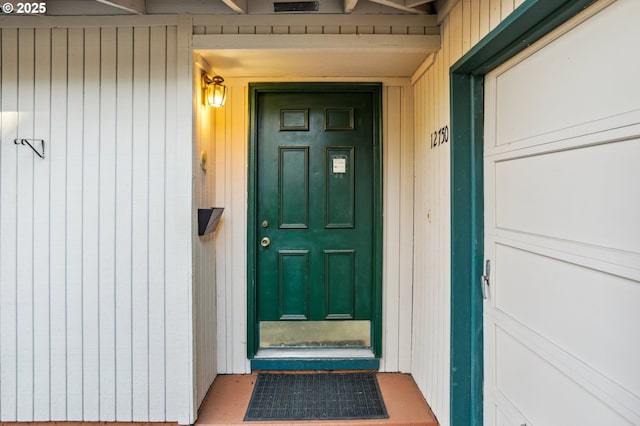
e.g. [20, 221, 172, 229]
[255, 347, 374, 359]
[252, 348, 379, 371]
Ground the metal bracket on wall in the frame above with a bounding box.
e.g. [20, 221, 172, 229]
[14, 139, 45, 159]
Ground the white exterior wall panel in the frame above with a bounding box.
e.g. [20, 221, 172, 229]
[193, 55, 218, 409]
[380, 84, 414, 373]
[411, 1, 524, 425]
[213, 82, 250, 375]
[0, 20, 194, 423]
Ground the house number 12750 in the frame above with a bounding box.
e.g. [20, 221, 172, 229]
[430, 125, 449, 149]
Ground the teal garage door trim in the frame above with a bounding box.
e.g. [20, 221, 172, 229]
[449, 1, 598, 425]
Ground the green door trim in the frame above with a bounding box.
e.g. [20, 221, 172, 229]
[247, 82, 383, 361]
[449, 0, 597, 425]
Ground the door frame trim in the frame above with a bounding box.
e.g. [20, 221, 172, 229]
[247, 82, 383, 361]
[449, 0, 597, 424]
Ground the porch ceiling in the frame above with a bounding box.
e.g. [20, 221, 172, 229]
[195, 33, 439, 78]
[196, 45, 435, 78]
[193, 12, 440, 78]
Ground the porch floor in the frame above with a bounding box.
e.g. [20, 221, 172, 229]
[196, 372, 438, 425]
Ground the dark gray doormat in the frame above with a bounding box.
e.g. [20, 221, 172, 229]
[244, 372, 388, 421]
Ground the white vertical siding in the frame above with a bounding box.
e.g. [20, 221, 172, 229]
[380, 84, 414, 373]
[213, 78, 414, 375]
[16, 28, 35, 421]
[66, 26, 84, 421]
[83, 26, 101, 421]
[98, 26, 117, 421]
[33, 27, 52, 420]
[0, 18, 194, 423]
[147, 26, 169, 421]
[193, 56, 218, 409]
[411, 1, 522, 425]
[131, 25, 151, 420]
[165, 17, 195, 423]
[114, 25, 135, 422]
[0, 28, 18, 421]
[213, 82, 250, 374]
[49, 26, 68, 420]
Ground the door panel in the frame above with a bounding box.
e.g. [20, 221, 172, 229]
[254, 88, 378, 351]
[325, 147, 355, 228]
[483, 1, 640, 425]
[325, 250, 356, 319]
[279, 147, 309, 229]
[279, 250, 309, 319]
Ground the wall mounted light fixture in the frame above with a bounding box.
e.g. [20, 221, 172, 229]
[202, 74, 227, 107]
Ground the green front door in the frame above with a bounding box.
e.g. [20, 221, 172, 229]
[249, 84, 382, 359]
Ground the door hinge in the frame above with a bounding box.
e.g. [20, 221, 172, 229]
[481, 259, 490, 300]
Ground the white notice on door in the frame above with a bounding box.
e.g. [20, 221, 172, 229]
[333, 157, 347, 174]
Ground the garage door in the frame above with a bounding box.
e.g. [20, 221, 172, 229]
[482, 1, 640, 425]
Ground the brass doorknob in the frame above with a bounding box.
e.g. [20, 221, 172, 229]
[260, 237, 271, 247]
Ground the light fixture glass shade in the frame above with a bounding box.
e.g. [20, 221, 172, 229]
[204, 75, 227, 107]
